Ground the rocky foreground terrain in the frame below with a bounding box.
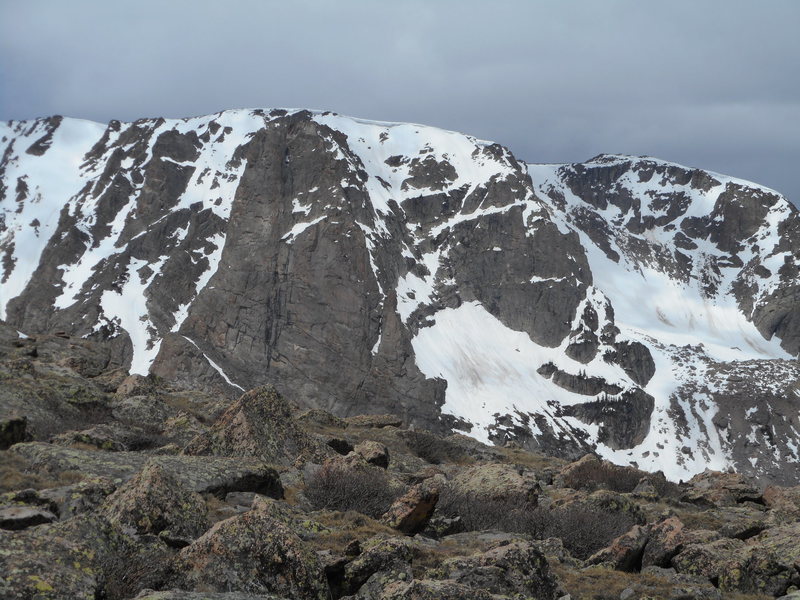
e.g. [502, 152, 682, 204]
[2, 323, 800, 600]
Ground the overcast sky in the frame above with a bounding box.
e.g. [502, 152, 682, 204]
[2, 0, 798, 204]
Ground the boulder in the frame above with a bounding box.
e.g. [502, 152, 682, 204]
[641, 516, 686, 568]
[171, 499, 328, 598]
[341, 536, 414, 597]
[442, 540, 560, 599]
[728, 522, 800, 596]
[116, 374, 161, 397]
[135, 592, 287, 600]
[295, 407, 348, 430]
[0, 488, 60, 515]
[161, 412, 207, 446]
[10, 442, 283, 497]
[183, 386, 329, 466]
[371, 579, 495, 599]
[0, 505, 57, 530]
[671, 537, 747, 583]
[101, 461, 209, 546]
[449, 463, 539, 502]
[557, 453, 666, 495]
[584, 489, 646, 524]
[763, 485, 800, 522]
[631, 477, 659, 501]
[355, 440, 390, 468]
[708, 505, 769, 540]
[681, 470, 762, 507]
[587, 524, 649, 571]
[0, 514, 171, 600]
[37, 476, 117, 520]
[639, 566, 723, 599]
[112, 395, 173, 430]
[50, 423, 134, 451]
[382, 476, 441, 535]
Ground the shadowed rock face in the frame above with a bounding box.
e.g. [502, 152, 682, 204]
[2, 111, 799, 484]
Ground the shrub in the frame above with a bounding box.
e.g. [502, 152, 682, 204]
[435, 483, 637, 559]
[399, 430, 470, 465]
[435, 485, 538, 532]
[561, 456, 679, 498]
[546, 504, 637, 559]
[304, 463, 405, 519]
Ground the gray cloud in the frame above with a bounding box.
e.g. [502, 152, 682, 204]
[1, 0, 798, 203]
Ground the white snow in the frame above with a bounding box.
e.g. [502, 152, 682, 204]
[412, 300, 632, 439]
[529, 161, 793, 363]
[99, 257, 166, 375]
[282, 216, 326, 242]
[182, 336, 244, 391]
[0, 118, 107, 318]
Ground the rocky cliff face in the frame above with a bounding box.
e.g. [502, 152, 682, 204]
[1, 109, 798, 484]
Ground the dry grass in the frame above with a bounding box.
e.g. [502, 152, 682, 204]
[203, 492, 233, 524]
[496, 445, 567, 471]
[408, 535, 488, 579]
[310, 510, 399, 553]
[553, 564, 771, 600]
[282, 484, 303, 506]
[398, 430, 474, 465]
[0, 450, 84, 492]
[675, 507, 725, 531]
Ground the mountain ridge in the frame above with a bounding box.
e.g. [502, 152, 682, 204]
[1, 109, 798, 485]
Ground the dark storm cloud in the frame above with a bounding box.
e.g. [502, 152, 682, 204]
[1, 0, 798, 203]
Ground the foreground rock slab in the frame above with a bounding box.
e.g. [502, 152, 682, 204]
[101, 461, 209, 546]
[10, 442, 283, 497]
[170, 499, 329, 599]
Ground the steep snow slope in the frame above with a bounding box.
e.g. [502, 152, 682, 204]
[0, 117, 106, 317]
[1, 110, 798, 484]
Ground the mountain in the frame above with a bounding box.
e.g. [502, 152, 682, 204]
[1, 109, 799, 485]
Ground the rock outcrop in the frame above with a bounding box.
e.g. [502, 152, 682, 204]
[183, 385, 329, 465]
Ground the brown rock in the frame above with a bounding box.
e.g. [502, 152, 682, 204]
[587, 524, 649, 571]
[100, 461, 209, 546]
[355, 440, 390, 468]
[763, 485, 800, 521]
[642, 517, 686, 567]
[171, 499, 328, 598]
[681, 470, 762, 507]
[183, 386, 329, 465]
[382, 476, 442, 535]
[0, 505, 57, 530]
